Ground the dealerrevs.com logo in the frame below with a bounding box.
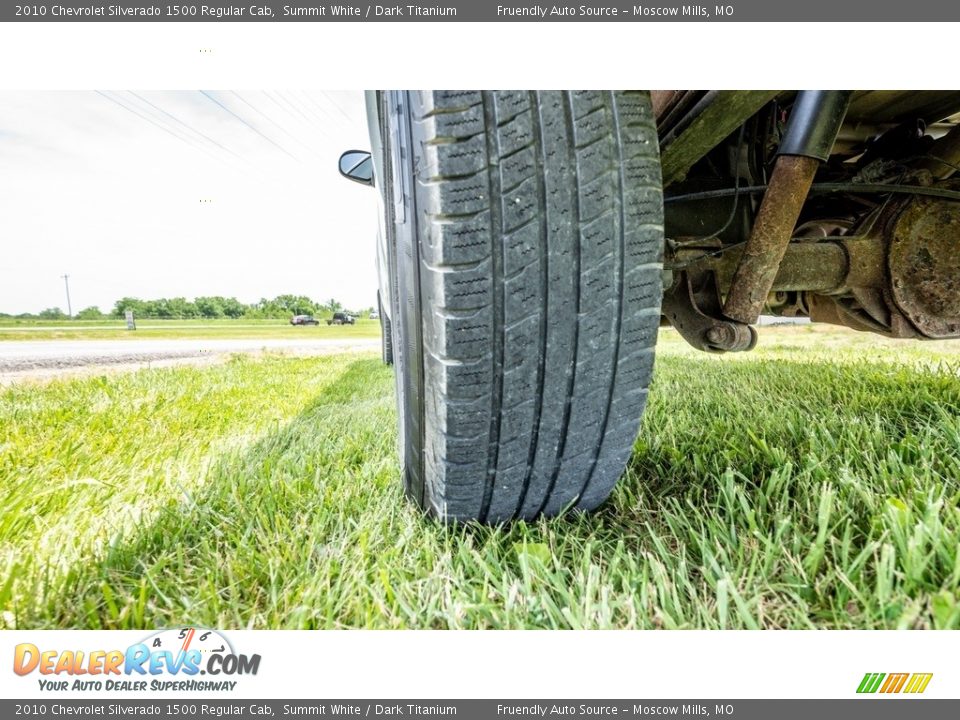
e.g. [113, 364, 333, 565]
[13, 627, 261, 693]
[857, 672, 933, 694]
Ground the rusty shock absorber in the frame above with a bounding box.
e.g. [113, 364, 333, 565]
[722, 91, 853, 326]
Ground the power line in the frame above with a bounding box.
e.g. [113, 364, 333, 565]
[95, 90, 297, 198]
[320, 91, 357, 125]
[96, 90, 193, 146]
[128, 91, 248, 164]
[231, 91, 317, 153]
[304, 92, 358, 136]
[293, 90, 356, 136]
[95, 90, 234, 169]
[281, 90, 326, 126]
[286, 90, 339, 130]
[199, 90, 300, 161]
[268, 90, 313, 124]
[273, 90, 355, 149]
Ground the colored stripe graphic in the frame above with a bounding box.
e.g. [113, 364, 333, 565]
[857, 673, 885, 694]
[857, 672, 932, 694]
[880, 673, 909, 693]
[904, 673, 934, 694]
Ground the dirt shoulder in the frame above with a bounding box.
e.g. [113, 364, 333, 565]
[0, 338, 379, 385]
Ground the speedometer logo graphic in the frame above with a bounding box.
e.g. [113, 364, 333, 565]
[141, 627, 234, 660]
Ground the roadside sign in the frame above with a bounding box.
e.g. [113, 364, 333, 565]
[125, 310, 136, 330]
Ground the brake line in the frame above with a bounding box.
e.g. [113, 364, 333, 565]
[666, 181, 960, 205]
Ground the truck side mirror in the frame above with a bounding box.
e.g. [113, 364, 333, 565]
[339, 150, 374, 186]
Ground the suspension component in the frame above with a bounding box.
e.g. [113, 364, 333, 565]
[722, 91, 853, 325]
[662, 269, 758, 353]
[673, 183, 960, 341]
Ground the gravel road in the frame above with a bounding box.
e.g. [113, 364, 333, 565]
[0, 338, 379, 382]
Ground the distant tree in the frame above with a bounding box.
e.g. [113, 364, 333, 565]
[143, 299, 173, 318]
[38, 307, 66, 320]
[256, 294, 317, 317]
[113, 297, 145, 318]
[76, 306, 103, 319]
[221, 297, 247, 318]
[167, 297, 198, 319]
[105, 294, 320, 320]
[325, 298, 343, 313]
[244, 298, 271, 319]
[260, 298, 282, 317]
[194, 296, 225, 318]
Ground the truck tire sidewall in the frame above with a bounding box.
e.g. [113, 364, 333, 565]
[383, 91, 426, 505]
[378, 291, 394, 365]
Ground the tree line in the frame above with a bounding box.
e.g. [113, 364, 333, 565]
[2, 295, 372, 321]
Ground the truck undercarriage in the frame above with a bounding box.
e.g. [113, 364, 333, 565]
[658, 90, 960, 351]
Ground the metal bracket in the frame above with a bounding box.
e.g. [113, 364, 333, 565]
[662, 270, 758, 353]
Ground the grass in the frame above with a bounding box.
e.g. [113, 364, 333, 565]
[1, 325, 959, 629]
[0, 318, 381, 341]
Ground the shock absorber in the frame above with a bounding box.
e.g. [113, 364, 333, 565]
[722, 91, 853, 325]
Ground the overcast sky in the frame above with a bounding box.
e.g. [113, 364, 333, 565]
[0, 90, 379, 315]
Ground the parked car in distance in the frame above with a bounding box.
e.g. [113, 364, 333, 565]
[369, 310, 380, 320]
[290, 314, 320, 326]
[327, 312, 356, 325]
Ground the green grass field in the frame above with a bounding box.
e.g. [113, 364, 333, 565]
[1, 326, 959, 629]
[0, 318, 381, 341]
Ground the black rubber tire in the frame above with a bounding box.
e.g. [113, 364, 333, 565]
[384, 90, 663, 522]
[379, 292, 393, 365]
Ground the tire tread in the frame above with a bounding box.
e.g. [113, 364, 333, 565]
[409, 90, 663, 521]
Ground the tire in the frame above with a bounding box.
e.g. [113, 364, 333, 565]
[383, 90, 663, 522]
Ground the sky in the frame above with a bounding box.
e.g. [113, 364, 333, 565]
[0, 90, 380, 315]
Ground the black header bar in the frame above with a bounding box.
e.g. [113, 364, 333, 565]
[3, 0, 957, 22]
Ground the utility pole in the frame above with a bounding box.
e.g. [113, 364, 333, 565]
[61, 274, 72, 318]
